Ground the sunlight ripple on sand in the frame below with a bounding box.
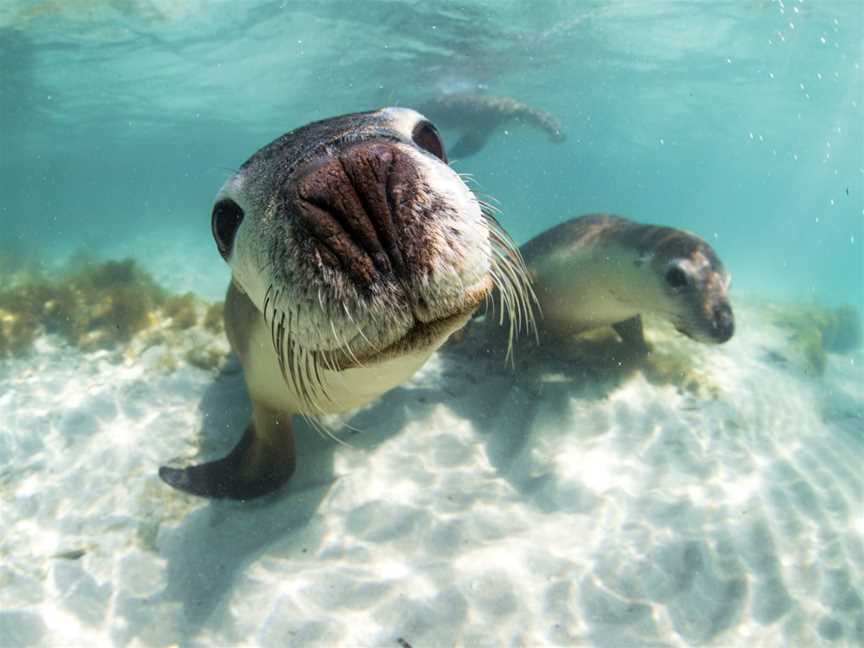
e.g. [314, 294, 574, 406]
[0, 299, 862, 647]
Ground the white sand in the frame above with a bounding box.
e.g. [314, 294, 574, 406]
[1, 297, 862, 647]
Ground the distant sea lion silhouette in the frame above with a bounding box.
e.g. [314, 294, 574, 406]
[158, 108, 533, 499]
[419, 93, 566, 158]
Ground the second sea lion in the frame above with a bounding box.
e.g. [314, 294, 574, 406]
[521, 213, 734, 349]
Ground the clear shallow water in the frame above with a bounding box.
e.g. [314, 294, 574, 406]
[1, 1, 863, 647]
[2, 0, 862, 306]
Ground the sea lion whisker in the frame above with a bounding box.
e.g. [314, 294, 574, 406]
[331, 318, 365, 370]
[342, 303, 375, 352]
[305, 409, 353, 448]
[311, 351, 333, 404]
[263, 283, 274, 327]
[479, 200, 503, 217]
[478, 192, 504, 211]
[488, 223, 539, 334]
[276, 310, 289, 382]
[491, 246, 535, 331]
[456, 171, 478, 187]
[299, 346, 325, 414]
[487, 240, 538, 353]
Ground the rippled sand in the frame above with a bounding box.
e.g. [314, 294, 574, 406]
[0, 299, 861, 647]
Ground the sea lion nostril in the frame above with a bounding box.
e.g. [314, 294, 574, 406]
[294, 142, 414, 285]
[294, 194, 380, 287]
[338, 145, 407, 277]
[713, 303, 735, 341]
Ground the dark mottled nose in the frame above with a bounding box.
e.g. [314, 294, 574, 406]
[292, 141, 418, 288]
[712, 302, 734, 343]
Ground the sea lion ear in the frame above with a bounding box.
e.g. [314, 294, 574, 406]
[725, 272, 733, 290]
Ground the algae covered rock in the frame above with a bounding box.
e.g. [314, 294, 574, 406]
[0, 258, 228, 369]
[769, 302, 862, 376]
[163, 292, 199, 330]
[0, 258, 165, 352]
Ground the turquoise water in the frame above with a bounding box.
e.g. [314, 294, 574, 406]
[1, 2, 863, 647]
[2, 1, 862, 307]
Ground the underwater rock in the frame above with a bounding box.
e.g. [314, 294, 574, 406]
[0, 258, 163, 353]
[162, 292, 198, 330]
[0, 258, 229, 371]
[203, 301, 224, 334]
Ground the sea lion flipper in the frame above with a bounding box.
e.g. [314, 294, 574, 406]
[612, 315, 650, 352]
[450, 128, 495, 159]
[159, 407, 295, 500]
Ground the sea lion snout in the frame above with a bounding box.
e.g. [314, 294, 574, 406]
[710, 301, 735, 343]
[291, 141, 418, 288]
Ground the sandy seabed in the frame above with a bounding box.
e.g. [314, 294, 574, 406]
[0, 296, 862, 648]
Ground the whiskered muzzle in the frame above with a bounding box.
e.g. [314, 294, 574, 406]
[259, 144, 536, 415]
[675, 299, 735, 345]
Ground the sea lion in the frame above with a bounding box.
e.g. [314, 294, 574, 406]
[519, 214, 734, 350]
[159, 108, 533, 499]
[419, 93, 566, 158]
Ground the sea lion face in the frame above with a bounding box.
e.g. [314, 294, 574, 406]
[211, 108, 523, 370]
[652, 240, 734, 344]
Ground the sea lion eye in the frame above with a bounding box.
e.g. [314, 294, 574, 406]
[411, 120, 448, 163]
[212, 198, 244, 259]
[665, 266, 689, 289]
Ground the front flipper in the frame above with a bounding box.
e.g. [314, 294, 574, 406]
[160, 405, 295, 500]
[450, 126, 496, 159]
[612, 315, 651, 353]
